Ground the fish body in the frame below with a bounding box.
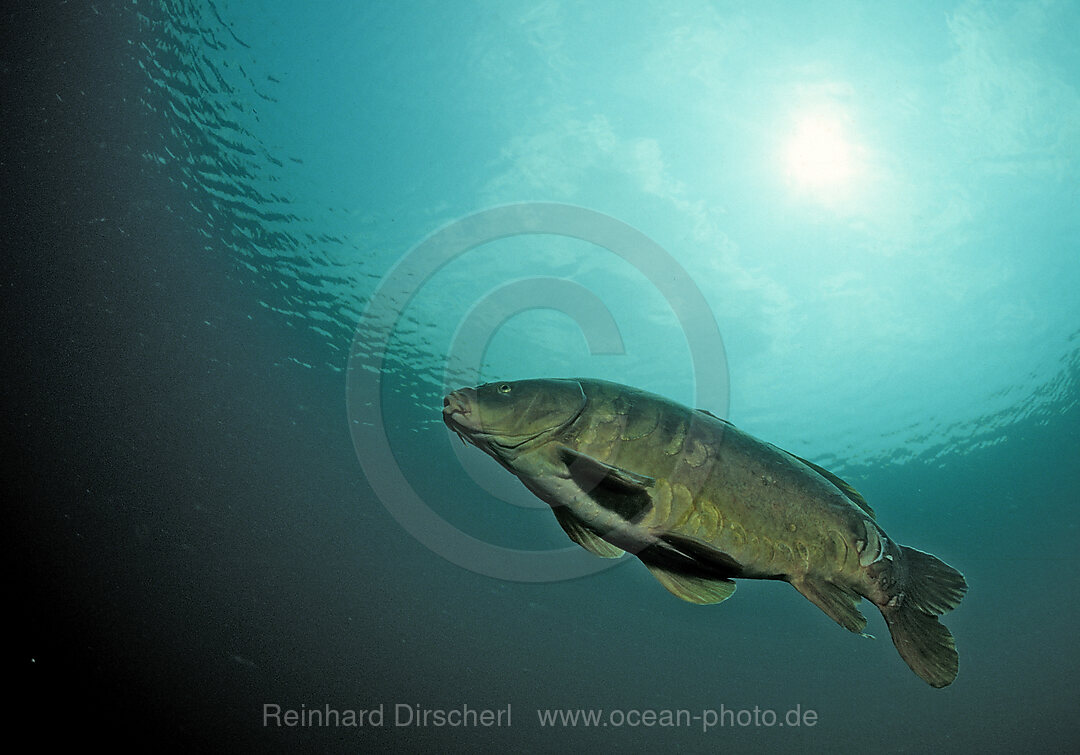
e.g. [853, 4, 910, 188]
[443, 378, 966, 687]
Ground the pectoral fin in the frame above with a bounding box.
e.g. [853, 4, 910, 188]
[552, 506, 624, 558]
[558, 446, 653, 523]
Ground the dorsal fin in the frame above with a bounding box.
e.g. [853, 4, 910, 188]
[785, 451, 875, 519]
[696, 408, 731, 425]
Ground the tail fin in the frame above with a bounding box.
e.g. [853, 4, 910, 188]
[882, 546, 967, 688]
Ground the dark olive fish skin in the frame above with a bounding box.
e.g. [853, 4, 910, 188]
[444, 378, 967, 687]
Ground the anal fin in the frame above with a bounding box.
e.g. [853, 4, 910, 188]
[791, 577, 868, 634]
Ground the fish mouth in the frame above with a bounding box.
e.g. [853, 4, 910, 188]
[442, 388, 478, 442]
[442, 386, 550, 450]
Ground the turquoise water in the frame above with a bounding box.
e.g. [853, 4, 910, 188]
[11, 0, 1079, 750]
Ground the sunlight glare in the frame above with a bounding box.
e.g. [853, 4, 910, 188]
[784, 113, 859, 192]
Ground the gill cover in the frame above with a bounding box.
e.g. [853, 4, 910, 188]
[470, 379, 587, 446]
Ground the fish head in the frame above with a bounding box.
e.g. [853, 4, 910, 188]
[443, 379, 586, 461]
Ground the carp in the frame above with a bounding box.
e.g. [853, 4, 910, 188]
[443, 378, 967, 687]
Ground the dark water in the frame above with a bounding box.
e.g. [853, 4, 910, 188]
[8, 1, 1080, 751]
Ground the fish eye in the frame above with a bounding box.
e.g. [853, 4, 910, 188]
[497, 383, 512, 394]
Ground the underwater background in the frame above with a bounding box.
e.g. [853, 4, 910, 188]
[7, 0, 1079, 751]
